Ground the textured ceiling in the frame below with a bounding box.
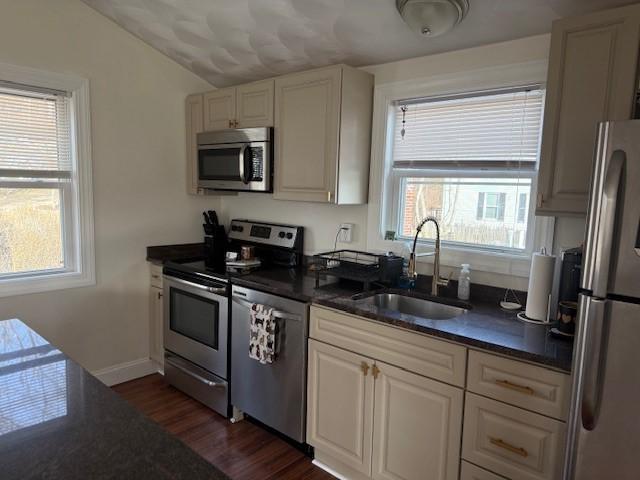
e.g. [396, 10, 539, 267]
[82, 0, 638, 87]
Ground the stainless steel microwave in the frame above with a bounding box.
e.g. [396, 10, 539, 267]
[197, 127, 273, 192]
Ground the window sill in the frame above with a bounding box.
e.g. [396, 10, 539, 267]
[0, 270, 95, 298]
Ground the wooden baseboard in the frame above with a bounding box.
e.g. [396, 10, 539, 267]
[92, 357, 161, 386]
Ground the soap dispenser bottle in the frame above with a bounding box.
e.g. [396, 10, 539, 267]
[458, 264, 471, 301]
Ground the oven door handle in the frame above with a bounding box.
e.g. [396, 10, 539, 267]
[232, 296, 301, 322]
[165, 275, 227, 295]
[165, 357, 224, 388]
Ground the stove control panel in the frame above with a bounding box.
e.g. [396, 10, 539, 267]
[228, 219, 301, 249]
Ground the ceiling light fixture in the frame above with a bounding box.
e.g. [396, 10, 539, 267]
[396, 0, 469, 38]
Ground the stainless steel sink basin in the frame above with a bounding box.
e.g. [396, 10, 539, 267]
[355, 293, 467, 320]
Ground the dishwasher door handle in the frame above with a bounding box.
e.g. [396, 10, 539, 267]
[232, 296, 301, 322]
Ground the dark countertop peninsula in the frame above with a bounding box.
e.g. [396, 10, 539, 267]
[0, 319, 230, 480]
[151, 245, 573, 372]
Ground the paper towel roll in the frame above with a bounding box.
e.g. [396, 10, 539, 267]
[526, 251, 556, 322]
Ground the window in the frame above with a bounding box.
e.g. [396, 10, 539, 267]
[389, 87, 544, 254]
[0, 64, 94, 297]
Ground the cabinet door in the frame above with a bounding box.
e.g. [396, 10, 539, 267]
[185, 94, 203, 195]
[149, 286, 164, 365]
[537, 4, 640, 215]
[460, 461, 507, 480]
[372, 361, 463, 480]
[236, 79, 274, 128]
[274, 67, 341, 202]
[203, 88, 236, 130]
[307, 339, 375, 476]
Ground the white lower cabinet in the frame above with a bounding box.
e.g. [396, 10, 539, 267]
[460, 461, 508, 480]
[149, 264, 164, 366]
[307, 339, 375, 476]
[462, 393, 565, 480]
[149, 286, 163, 365]
[307, 336, 462, 480]
[372, 361, 463, 480]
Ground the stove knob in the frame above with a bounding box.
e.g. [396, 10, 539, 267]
[286, 233, 293, 240]
[278, 231, 286, 238]
[238, 226, 244, 232]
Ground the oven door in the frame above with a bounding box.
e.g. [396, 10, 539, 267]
[163, 275, 228, 379]
[197, 142, 269, 192]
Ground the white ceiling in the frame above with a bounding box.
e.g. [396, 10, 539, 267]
[82, 0, 637, 87]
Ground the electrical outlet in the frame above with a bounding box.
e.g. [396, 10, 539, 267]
[339, 223, 354, 243]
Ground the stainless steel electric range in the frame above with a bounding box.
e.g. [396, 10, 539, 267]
[162, 219, 304, 420]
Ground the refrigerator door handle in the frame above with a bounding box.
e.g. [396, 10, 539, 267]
[592, 150, 625, 298]
[581, 297, 608, 431]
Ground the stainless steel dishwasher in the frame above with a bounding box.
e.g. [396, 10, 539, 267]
[231, 284, 309, 443]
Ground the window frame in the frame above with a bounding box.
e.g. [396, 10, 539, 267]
[0, 62, 94, 298]
[366, 60, 553, 279]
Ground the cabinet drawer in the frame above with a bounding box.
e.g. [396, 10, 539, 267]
[460, 461, 507, 480]
[467, 350, 570, 420]
[150, 263, 163, 288]
[462, 393, 565, 480]
[310, 306, 466, 387]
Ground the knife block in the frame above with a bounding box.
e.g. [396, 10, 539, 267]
[204, 225, 227, 269]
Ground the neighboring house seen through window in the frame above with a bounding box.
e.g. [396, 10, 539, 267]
[389, 87, 544, 253]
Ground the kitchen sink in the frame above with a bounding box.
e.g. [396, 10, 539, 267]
[355, 293, 467, 320]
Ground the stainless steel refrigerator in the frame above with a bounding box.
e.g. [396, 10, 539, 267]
[564, 120, 640, 479]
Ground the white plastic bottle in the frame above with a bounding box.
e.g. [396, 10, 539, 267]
[458, 264, 471, 301]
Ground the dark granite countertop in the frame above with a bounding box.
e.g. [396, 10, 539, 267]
[224, 267, 572, 371]
[0, 318, 229, 480]
[315, 288, 574, 372]
[150, 244, 573, 372]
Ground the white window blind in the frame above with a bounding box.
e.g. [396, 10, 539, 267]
[392, 87, 544, 171]
[0, 84, 71, 179]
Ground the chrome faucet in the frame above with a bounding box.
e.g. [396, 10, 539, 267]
[407, 216, 450, 296]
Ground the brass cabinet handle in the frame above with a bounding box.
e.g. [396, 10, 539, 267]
[489, 437, 528, 457]
[371, 364, 380, 380]
[360, 362, 370, 376]
[327, 191, 333, 202]
[495, 379, 535, 396]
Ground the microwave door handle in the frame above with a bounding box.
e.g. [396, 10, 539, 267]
[239, 144, 249, 184]
[592, 150, 625, 298]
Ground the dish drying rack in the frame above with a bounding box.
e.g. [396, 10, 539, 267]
[312, 249, 403, 290]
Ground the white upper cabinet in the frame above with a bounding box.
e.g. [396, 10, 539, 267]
[185, 93, 204, 195]
[274, 65, 373, 204]
[203, 87, 236, 130]
[236, 80, 274, 128]
[537, 4, 640, 216]
[203, 80, 274, 131]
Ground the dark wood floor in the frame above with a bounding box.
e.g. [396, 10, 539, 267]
[112, 374, 335, 480]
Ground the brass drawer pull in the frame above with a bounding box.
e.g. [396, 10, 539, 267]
[360, 362, 370, 376]
[489, 437, 528, 458]
[495, 379, 535, 395]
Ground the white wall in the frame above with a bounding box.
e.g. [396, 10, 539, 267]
[220, 34, 586, 290]
[0, 0, 219, 373]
